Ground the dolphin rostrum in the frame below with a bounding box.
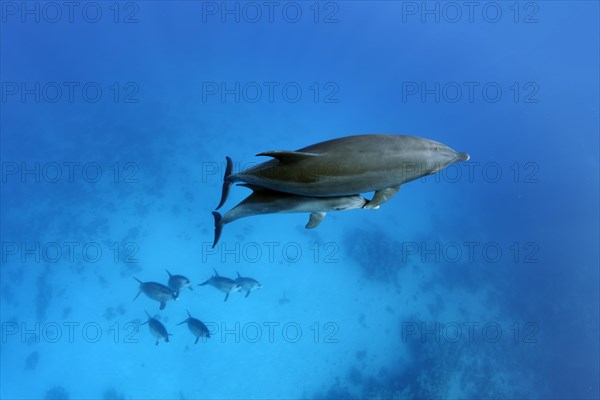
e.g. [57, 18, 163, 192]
[198, 269, 241, 302]
[216, 134, 470, 210]
[133, 277, 178, 310]
[212, 185, 367, 247]
[177, 310, 211, 344]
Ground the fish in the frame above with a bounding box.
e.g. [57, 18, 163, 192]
[165, 269, 193, 295]
[177, 310, 211, 344]
[198, 269, 241, 302]
[133, 277, 178, 310]
[234, 272, 262, 298]
[141, 311, 170, 345]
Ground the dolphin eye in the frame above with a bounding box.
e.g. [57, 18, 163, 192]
[433, 146, 439, 152]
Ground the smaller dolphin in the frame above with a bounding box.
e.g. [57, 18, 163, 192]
[165, 269, 193, 295]
[198, 269, 241, 302]
[177, 310, 211, 344]
[141, 311, 170, 346]
[212, 185, 367, 247]
[234, 272, 262, 298]
[133, 277, 178, 310]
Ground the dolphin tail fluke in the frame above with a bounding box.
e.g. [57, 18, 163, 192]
[215, 156, 234, 210]
[212, 211, 224, 248]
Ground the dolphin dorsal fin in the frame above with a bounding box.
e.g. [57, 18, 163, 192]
[256, 150, 319, 163]
[236, 271, 241, 278]
[165, 269, 172, 277]
[306, 212, 326, 229]
[213, 268, 219, 276]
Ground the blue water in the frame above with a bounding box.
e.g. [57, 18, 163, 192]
[1, 1, 599, 399]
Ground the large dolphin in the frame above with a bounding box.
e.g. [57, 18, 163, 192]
[216, 134, 470, 210]
[211, 185, 368, 247]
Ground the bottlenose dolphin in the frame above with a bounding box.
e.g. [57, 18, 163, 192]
[165, 269, 193, 295]
[141, 311, 170, 346]
[216, 134, 470, 209]
[212, 185, 367, 247]
[177, 310, 211, 344]
[234, 272, 262, 298]
[198, 269, 241, 302]
[133, 277, 178, 310]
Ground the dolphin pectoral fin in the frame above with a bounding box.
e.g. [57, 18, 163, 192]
[256, 150, 319, 163]
[306, 212, 326, 229]
[365, 186, 401, 209]
[224, 292, 230, 302]
[133, 290, 142, 301]
[212, 211, 224, 248]
[195, 337, 200, 344]
[216, 156, 234, 210]
[176, 319, 188, 326]
[198, 280, 210, 286]
[155, 340, 159, 346]
[245, 290, 251, 298]
[159, 301, 166, 310]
